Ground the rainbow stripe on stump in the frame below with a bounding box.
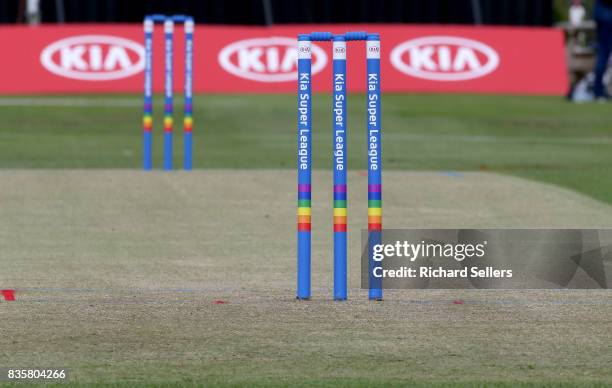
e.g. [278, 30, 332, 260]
[367, 184, 382, 230]
[184, 116, 193, 131]
[297, 184, 311, 232]
[183, 99, 193, 171]
[143, 112, 153, 169]
[333, 185, 347, 232]
[143, 114, 153, 131]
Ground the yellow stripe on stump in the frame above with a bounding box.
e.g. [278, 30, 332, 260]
[298, 207, 311, 216]
[333, 208, 347, 217]
[368, 208, 382, 216]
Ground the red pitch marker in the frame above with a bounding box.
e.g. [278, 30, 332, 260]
[1, 289, 15, 301]
[452, 299, 465, 305]
[213, 300, 227, 305]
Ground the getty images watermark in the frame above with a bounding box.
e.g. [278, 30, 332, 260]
[361, 229, 612, 289]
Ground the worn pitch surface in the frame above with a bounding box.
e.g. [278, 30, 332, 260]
[1, 170, 611, 385]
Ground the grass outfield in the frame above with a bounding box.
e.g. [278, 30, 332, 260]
[1, 94, 612, 204]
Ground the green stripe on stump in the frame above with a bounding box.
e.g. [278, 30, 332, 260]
[334, 200, 347, 208]
[298, 199, 311, 207]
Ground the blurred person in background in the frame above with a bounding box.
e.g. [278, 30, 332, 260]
[570, 0, 586, 26]
[594, 0, 612, 99]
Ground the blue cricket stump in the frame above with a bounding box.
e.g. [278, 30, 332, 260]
[163, 18, 174, 171]
[183, 17, 194, 170]
[297, 34, 312, 300]
[366, 34, 383, 301]
[332, 35, 348, 300]
[142, 16, 154, 170]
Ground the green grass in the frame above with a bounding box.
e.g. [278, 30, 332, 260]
[1, 94, 611, 204]
[5, 379, 612, 387]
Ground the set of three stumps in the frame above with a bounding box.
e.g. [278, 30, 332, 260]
[297, 31, 383, 301]
[143, 14, 194, 171]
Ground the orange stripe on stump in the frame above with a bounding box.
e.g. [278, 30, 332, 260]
[368, 216, 382, 224]
[333, 216, 346, 225]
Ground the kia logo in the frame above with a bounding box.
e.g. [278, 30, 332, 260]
[40, 35, 145, 81]
[218, 37, 327, 82]
[390, 36, 499, 81]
